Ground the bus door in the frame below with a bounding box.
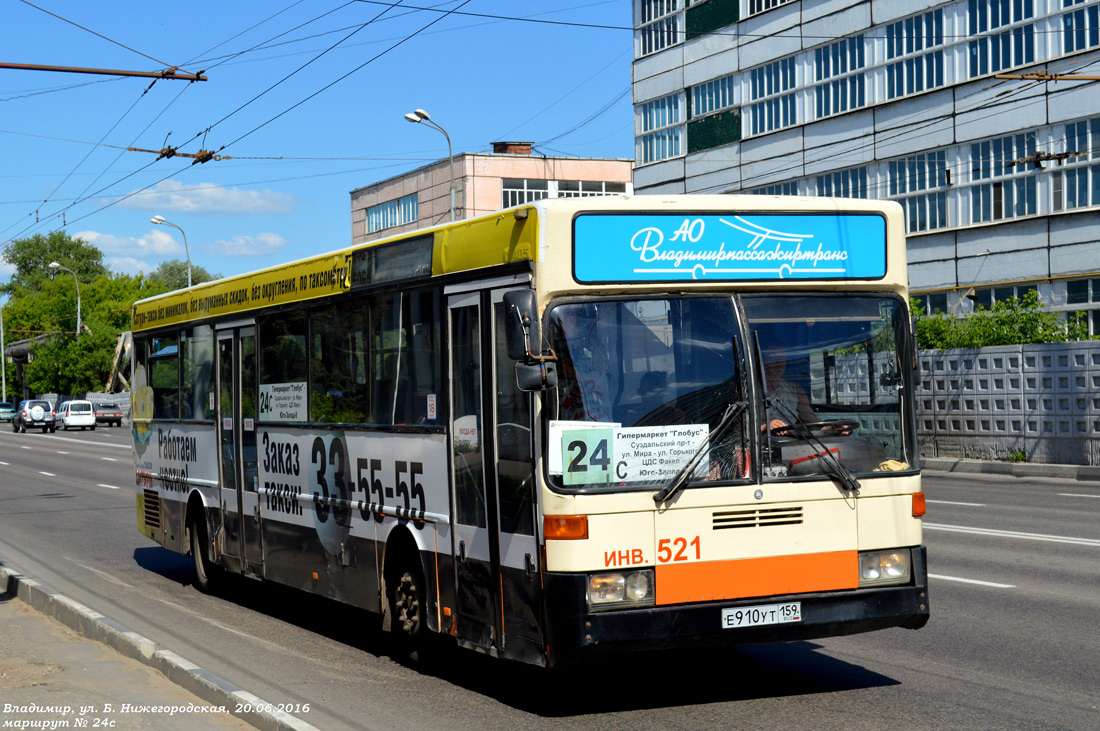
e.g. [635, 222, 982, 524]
[448, 292, 499, 649]
[216, 325, 263, 577]
[490, 287, 541, 658]
[448, 287, 542, 660]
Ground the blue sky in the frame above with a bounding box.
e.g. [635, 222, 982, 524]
[0, 1, 633, 283]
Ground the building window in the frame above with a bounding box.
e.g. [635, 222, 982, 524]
[969, 0, 1034, 34]
[1066, 278, 1092, 304]
[970, 132, 1038, 223]
[502, 179, 549, 208]
[968, 0, 1035, 77]
[968, 25, 1035, 76]
[748, 180, 800, 195]
[745, 0, 794, 17]
[816, 167, 869, 198]
[886, 10, 945, 100]
[691, 73, 738, 118]
[638, 94, 684, 163]
[639, 0, 683, 56]
[557, 181, 628, 198]
[814, 36, 866, 119]
[888, 150, 949, 233]
[748, 56, 797, 135]
[919, 292, 949, 315]
[1054, 116, 1100, 211]
[366, 193, 418, 234]
[1064, 2, 1100, 53]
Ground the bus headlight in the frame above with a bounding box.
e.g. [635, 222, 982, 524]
[859, 550, 911, 587]
[587, 569, 655, 611]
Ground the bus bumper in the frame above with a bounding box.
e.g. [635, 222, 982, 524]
[544, 546, 929, 667]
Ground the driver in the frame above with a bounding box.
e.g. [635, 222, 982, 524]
[762, 344, 816, 431]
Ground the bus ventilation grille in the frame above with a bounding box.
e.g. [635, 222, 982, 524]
[712, 506, 802, 530]
[143, 489, 162, 529]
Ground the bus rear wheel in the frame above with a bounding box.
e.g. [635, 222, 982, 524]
[393, 568, 423, 640]
[189, 515, 219, 593]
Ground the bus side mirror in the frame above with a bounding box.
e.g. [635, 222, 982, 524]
[515, 361, 557, 392]
[504, 290, 539, 361]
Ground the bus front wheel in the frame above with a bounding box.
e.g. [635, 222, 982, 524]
[189, 515, 219, 593]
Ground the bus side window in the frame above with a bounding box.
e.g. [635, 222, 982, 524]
[258, 310, 309, 422]
[148, 335, 179, 420]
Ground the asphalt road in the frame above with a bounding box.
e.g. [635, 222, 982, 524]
[0, 426, 1097, 730]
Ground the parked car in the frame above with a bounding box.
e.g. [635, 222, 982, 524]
[93, 403, 124, 427]
[59, 400, 96, 431]
[12, 399, 56, 433]
[0, 401, 14, 422]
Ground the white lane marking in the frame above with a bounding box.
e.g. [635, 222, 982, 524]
[1059, 493, 1100, 499]
[41, 434, 130, 449]
[21, 446, 31, 450]
[0, 461, 8, 465]
[930, 573, 1015, 589]
[98, 484, 121, 490]
[39, 471, 56, 476]
[101, 457, 116, 462]
[925, 522, 1100, 547]
[71, 561, 133, 588]
[57, 451, 69, 454]
[927, 500, 985, 507]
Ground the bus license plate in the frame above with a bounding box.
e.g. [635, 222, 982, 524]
[721, 602, 801, 629]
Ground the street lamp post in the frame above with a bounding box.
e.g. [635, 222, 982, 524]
[48, 262, 81, 338]
[150, 215, 192, 288]
[404, 108, 455, 222]
[1, 301, 7, 401]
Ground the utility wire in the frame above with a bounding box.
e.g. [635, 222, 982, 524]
[16, 0, 197, 73]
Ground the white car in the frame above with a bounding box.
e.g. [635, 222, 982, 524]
[60, 400, 96, 430]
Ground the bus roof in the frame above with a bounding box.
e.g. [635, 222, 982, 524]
[132, 195, 905, 332]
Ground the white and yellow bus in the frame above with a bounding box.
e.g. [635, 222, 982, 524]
[131, 195, 928, 667]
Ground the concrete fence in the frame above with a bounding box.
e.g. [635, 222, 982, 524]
[916, 341, 1100, 465]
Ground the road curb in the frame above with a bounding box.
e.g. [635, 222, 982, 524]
[0, 566, 319, 731]
[923, 457, 1100, 482]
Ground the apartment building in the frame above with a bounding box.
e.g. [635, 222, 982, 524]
[633, 0, 1100, 327]
[351, 142, 632, 245]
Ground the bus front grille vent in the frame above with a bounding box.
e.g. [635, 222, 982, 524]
[712, 506, 802, 530]
[143, 489, 162, 529]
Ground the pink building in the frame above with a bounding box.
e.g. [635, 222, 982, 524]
[350, 142, 633, 245]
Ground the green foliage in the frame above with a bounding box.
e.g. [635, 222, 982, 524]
[1008, 449, 1027, 463]
[148, 259, 221, 291]
[911, 290, 1090, 350]
[1, 231, 108, 296]
[2, 231, 174, 395]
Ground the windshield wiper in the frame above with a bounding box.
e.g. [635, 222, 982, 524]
[769, 400, 861, 493]
[653, 400, 747, 504]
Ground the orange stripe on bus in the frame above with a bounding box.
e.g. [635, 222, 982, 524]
[655, 550, 858, 606]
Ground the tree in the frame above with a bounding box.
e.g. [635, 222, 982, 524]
[913, 290, 1090, 350]
[1, 231, 108, 295]
[148, 259, 221, 291]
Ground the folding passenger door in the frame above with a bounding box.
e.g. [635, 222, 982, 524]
[447, 283, 542, 661]
[216, 324, 263, 577]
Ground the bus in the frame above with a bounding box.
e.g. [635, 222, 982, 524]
[131, 195, 928, 667]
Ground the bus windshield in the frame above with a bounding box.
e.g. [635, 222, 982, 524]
[547, 297, 748, 489]
[546, 294, 913, 491]
[742, 294, 914, 480]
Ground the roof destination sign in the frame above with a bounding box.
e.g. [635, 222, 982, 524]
[573, 212, 886, 283]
